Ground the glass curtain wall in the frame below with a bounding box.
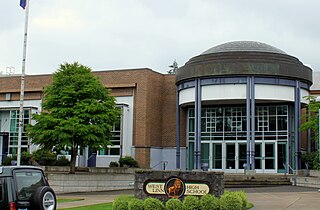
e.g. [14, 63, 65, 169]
[187, 105, 288, 172]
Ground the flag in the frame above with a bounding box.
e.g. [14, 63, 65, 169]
[20, 0, 27, 9]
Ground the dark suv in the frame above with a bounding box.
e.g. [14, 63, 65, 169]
[0, 166, 56, 210]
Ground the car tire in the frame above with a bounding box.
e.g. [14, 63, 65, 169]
[32, 186, 57, 210]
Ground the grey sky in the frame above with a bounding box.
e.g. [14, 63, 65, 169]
[1, 0, 319, 75]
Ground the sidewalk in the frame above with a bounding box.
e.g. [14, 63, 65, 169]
[57, 186, 320, 209]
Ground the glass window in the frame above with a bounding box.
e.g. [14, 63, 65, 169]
[15, 171, 46, 200]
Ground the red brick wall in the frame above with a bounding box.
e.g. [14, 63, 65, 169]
[0, 69, 179, 168]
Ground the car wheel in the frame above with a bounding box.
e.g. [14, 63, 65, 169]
[32, 186, 56, 210]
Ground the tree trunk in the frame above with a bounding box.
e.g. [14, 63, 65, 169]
[69, 147, 77, 174]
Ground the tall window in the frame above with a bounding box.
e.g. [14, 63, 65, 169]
[99, 107, 122, 156]
[9, 109, 30, 154]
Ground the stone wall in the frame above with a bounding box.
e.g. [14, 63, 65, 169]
[46, 167, 135, 193]
[134, 170, 224, 202]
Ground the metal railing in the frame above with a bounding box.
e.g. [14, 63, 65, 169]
[152, 161, 168, 170]
[305, 163, 310, 177]
[283, 163, 296, 186]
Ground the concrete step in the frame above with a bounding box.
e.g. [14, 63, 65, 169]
[224, 174, 292, 188]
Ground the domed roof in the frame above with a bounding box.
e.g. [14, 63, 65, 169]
[176, 41, 312, 85]
[201, 41, 287, 55]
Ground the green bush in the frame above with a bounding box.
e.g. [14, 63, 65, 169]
[144, 197, 164, 210]
[32, 148, 56, 166]
[302, 152, 318, 169]
[234, 191, 248, 209]
[54, 156, 70, 166]
[128, 198, 144, 210]
[110, 161, 120, 167]
[183, 196, 201, 210]
[2, 156, 16, 166]
[112, 195, 132, 210]
[200, 194, 219, 210]
[21, 152, 32, 165]
[119, 156, 138, 168]
[219, 191, 243, 210]
[165, 198, 183, 210]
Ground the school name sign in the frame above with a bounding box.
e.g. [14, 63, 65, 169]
[134, 170, 224, 202]
[143, 176, 212, 199]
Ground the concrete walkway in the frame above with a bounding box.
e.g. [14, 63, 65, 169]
[57, 186, 320, 209]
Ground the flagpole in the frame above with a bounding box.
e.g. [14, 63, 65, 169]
[17, 0, 30, 166]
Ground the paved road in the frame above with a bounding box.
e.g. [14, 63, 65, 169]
[57, 186, 320, 209]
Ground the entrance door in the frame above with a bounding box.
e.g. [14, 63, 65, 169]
[277, 142, 287, 173]
[255, 143, 262, 171]
[265, 143, 275, 172]
[212, 143, 222, 169]
[238, 144, 246, 171]
[226, 143, 236, 171]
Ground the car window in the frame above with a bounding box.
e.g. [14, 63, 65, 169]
[15, 171, 46, 200]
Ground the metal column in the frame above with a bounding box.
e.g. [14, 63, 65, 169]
[294, 80, 301, 170]
[246, 77, 251, 170]
[176, 87, 181, 169]
[194, 79, 202, 170]
[250, 76, 255, 170]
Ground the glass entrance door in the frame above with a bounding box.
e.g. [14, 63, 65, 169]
[226, 143, 236, 170]
[265, 143, 275, 171]
[277, 142, 287, 173]
[238, 144, 246, 170]
[212, 143, 222, 169]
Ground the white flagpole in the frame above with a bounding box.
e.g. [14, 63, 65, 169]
[17, 0, 30, 166]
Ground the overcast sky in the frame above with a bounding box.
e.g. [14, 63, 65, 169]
[1, 0, 319, 76]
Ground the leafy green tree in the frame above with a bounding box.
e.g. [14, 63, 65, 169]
[301, 95, 320, 169]
[27, 62, 119, 173]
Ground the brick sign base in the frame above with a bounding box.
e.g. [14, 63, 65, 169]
[134, 170, 224, 202]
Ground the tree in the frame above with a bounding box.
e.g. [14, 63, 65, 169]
[27, 62, 119, 173]
[301, 95, 320, 169]
[167, 59, 178, 74]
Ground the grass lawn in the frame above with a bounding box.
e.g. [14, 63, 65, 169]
[59, 202, 113, 210]
[57, 198, 84, 203]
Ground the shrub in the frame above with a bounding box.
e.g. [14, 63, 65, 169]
[2, 156, 16, 166]
[200, 194, 219, 210]
[219, 191, 242, 210]
[32, 148, 56, 165]
[21, 152, 32, 165]
[165, 198, 183, 210]
[128, 198, 144, 210]
[112, 195, 132, 210]
[235, 191, 248, 209]
[144, 197, 164, 210]
[183, 196, 201, 210]
[119, 156, 139, 168]
[110, 161, 120, 167]
[54, 156, 70, 166]
[301, 152, 318, 169]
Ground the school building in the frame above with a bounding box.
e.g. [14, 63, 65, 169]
[0, 41, 316, 173]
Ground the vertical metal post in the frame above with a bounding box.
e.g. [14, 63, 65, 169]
[246, 77, 251, 170]
[176, 87, 181, 169]
[17, 0, 30, 166]
[194, 79, 202, 169]
[250, 76, 255, 170]
[294, 80, 301, 170]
